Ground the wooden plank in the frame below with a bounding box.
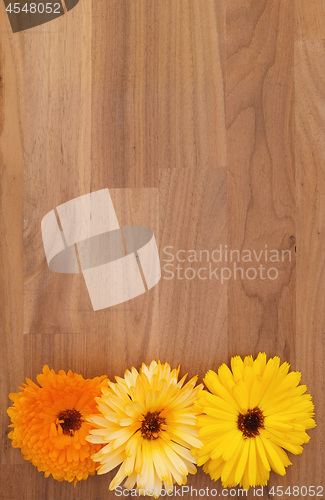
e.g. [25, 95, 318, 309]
[0, 11, 25, 465]
[91, 0, 226, 187]
[226, 0, 296, 360]
[295, 0, 325, 40]
[156, 0, 226, 170]
[91, 0, 160, 187]
[22, 0, 93, 333]
[295, 39, 325, 486]
[158, 168, 228, 380]
[158, 167, 228, 492]
[0, 464, 119, 499]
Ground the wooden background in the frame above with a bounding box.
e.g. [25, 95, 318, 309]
[0, 1, 324, 498]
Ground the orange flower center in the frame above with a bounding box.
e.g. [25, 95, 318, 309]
[237, 407, 265, 438]
[57, 409, 83, 436]
[141, 412, 165, 440]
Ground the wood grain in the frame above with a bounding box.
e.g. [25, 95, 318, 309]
[22, 0, 93, 334]
[295, 0, 325, 40]
[0, 0, 324, 498]
[226, 0, 296, 359]
[91, 0, 226, 187]
[158, 168, 228, 380]
[295, 40, 325, 486]
[0, 12, 25, 466]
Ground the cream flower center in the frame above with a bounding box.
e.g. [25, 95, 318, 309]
[140, 412, 166, 440]
[237, 407, 265, 438]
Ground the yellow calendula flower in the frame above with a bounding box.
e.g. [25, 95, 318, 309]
[7, 366, 107, 484]
[194, 353, 316, 491]
[87, 360, 203, 498]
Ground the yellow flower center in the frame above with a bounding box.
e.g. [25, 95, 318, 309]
[57, 409, 83, 436]
[140, 412, 166, 440]
[237, 407, 265, 438]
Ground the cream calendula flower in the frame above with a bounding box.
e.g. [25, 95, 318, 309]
[194, 353, 316, 491]
[86, 361, 203, 497]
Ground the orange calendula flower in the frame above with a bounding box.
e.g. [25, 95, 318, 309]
[7, 366, 107, 484]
